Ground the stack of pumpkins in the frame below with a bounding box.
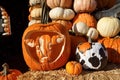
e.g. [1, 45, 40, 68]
[0, 6, 11, 36]
[28, 0, 42, 26]
[96, 0, 120, 64]
[21, 0, 120, 75]
[47, 0, 74, 31]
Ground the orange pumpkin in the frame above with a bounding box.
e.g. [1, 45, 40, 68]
[69, 34, 87, 60]
[52, 20, 73, 31]
[0, 63, 22, 80]
[22, 22, 71, 70]
[73, 13, 97, 28]
[96, 0, 116, 10]
[66, 61, 82, 75]
[98, 36, 120, 63]
[22, 0, 71, 71]
[46, 0, 73, 9]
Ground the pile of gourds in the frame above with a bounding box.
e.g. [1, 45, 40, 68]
[21, 0, 120, 75]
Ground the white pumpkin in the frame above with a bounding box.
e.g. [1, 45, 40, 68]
[97, 17, 120, 37]
[28, 20, 41, 26]
[30, 8, 42, 18]
[49, 7, 75, 20]
[73, 0, 97, 13]
[29, 0, 41, 6]
[72, 22, 89, 35]
[87, 28, 99, 40]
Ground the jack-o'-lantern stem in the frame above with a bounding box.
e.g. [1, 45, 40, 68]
[41, 0, 50, 24]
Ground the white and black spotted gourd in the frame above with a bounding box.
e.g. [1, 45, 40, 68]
[0, 6, 11, 36]
[75, 42, 108, 70]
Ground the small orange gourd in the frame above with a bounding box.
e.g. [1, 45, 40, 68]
[66, 61, 82, 75]
[0, 63, 22, 80]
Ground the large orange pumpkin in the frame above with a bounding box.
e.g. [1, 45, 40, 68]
[69, 34, 87, 60]
[0, 63, 22, 80]
[98, 36, 120, 63]
[73, 13, 97, 28]
[22, 22, 71, 70]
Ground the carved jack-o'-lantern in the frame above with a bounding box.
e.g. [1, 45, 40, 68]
[22, 23, 71, 71]
[22, 0, 71, 71]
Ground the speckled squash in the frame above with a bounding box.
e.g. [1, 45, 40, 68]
[75, 37, 108, 70]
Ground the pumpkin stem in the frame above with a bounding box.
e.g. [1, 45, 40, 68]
[115, 35, 120, 39]
[1, 63, 10, 76]
[41, 0, 50, 24]
[68, 30, 76, 36]
[88, 36, 92, 43]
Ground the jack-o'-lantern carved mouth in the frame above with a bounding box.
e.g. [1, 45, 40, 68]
[24, 30, 65, 63]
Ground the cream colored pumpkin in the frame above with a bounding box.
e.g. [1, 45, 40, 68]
[49, 7, 75, 20]
[47, 0, 73, 9]
[28, 20, 41, 26]
[29, 0, 41, 6]
[87, 28, 99, 40]
[72, 22, 89, 35]
[73, 0, 97, 13]
[30, 8, 42, 19]
[97, 17, 120, 37]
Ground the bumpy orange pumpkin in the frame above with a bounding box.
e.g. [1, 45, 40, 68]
[66, 61, 82, 75]
[52, 20, 73, 31]
[46, 0, 73, 9]
[0, 63, 22, 80]
[22, 22, 71, 70]
[73, 13, 97, 28]
[96, 0, 116, 10]
[98, 36, 120, 63]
